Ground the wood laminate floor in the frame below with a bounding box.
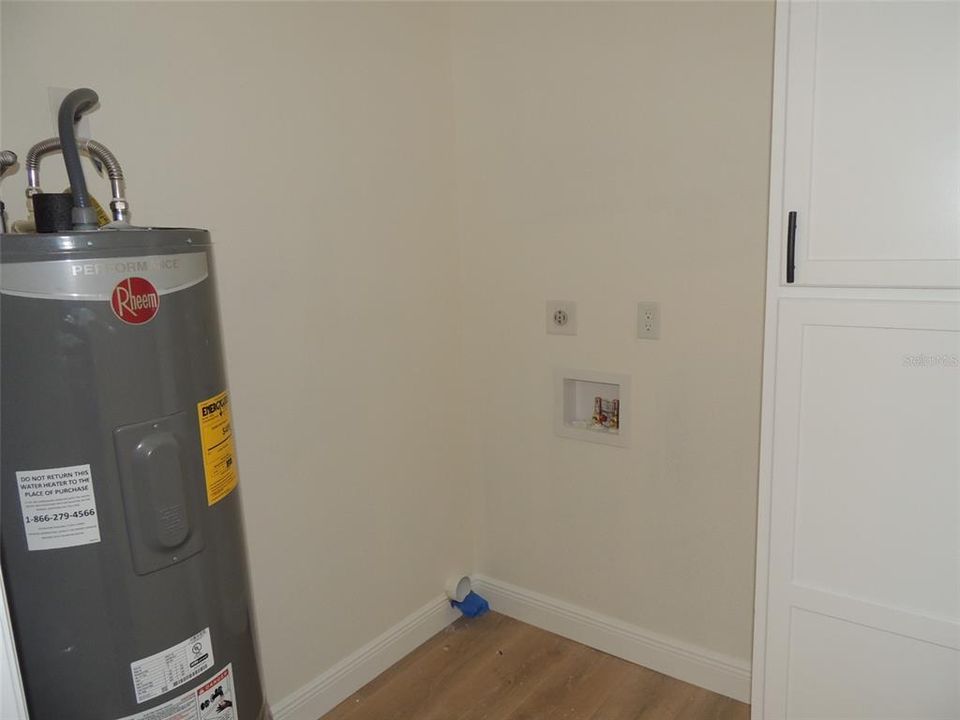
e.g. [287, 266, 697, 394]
[322, 612, 750, 720]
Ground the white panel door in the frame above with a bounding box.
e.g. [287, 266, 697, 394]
[782, 1, 960, 288]
[762, 298, 960, 719]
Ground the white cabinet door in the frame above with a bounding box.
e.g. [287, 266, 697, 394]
[781, 1, 960, 288]
[760, 298, 960, 719]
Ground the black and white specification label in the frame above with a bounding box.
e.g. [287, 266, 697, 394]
[131, 628, 215, 705]
[16, 464, 100, 551]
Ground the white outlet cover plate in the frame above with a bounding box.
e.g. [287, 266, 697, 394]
[546, 300, 577, 336]
[637, 301, 660, 340]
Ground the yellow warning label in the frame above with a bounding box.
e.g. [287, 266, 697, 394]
[196, 390, 238, 506]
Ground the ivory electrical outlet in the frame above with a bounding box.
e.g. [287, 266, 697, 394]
[637, 302, 660, 339]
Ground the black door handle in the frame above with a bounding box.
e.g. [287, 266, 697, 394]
[786, 211, 797, 284]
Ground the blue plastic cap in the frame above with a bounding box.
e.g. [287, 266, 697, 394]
[452, 591, 489, 618]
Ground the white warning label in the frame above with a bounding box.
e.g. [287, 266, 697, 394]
[117, 663, 237, 720]
[131, 628, 215, 705]
[196, 666, 237, 720]
[16, 464, 101, 551]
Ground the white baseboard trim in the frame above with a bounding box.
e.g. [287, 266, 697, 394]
[271, 577, 750, 718]
[472, 574, 751, 703]
[271, 594, 460, 720]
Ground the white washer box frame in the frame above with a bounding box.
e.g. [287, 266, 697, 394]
[553, 368, 631, 448]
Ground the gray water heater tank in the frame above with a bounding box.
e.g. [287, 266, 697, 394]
[0, 227, 270, 720]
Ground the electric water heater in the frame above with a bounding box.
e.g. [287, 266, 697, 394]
[0, 89, 269, 720]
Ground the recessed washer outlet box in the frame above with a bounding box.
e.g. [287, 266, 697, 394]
[553, 368, 630, 447]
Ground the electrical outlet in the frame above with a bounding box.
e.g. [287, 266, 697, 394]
[546, 301, 577, 336]
[637, 301, 660, 339]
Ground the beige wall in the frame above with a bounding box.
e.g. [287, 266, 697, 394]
[1, 2, 472, 703]
[0, 0, 773, 701]
[450, 1, 773, 662]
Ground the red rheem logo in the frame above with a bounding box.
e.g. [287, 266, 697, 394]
[111, 277, 160, 325]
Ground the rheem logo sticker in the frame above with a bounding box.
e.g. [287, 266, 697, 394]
[111, 277, 159, 325]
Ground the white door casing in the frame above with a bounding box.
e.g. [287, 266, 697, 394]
[1, 571, 28, 720]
